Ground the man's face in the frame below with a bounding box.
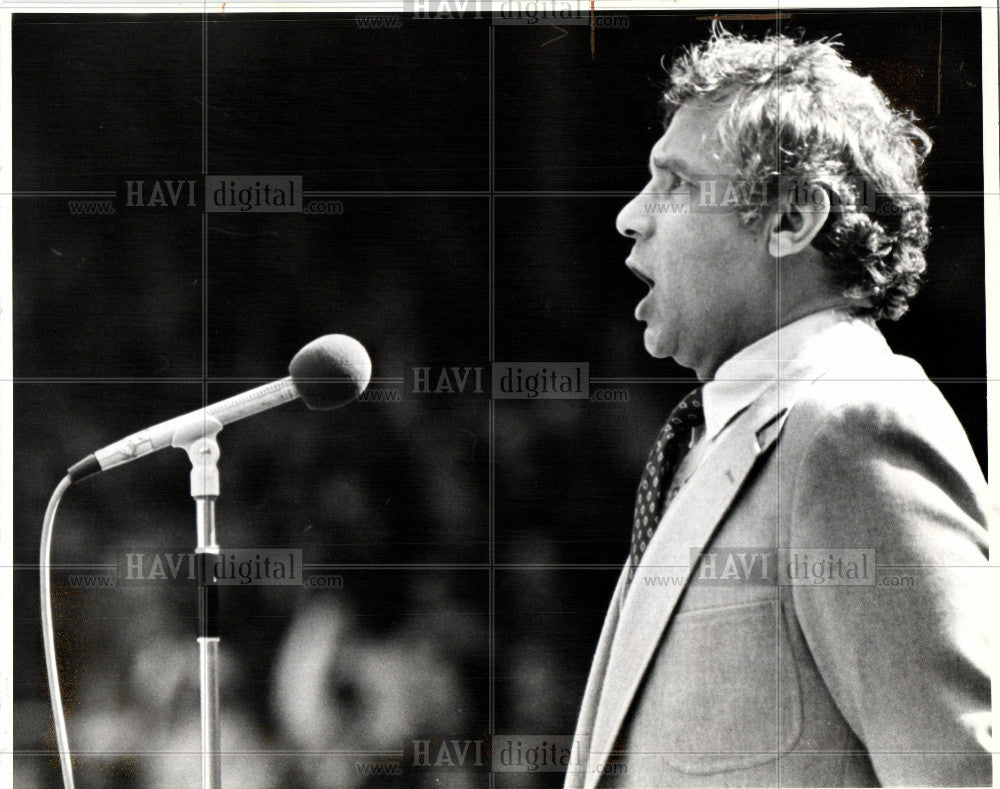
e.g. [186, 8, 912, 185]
[616, 100, 773, 379]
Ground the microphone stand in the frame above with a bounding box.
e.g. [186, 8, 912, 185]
[172, 416, 224, 789]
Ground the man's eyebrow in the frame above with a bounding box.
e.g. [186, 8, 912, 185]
[649, 155, 695, 178]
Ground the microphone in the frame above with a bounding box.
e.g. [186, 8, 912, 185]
[66, 334, 372, 482]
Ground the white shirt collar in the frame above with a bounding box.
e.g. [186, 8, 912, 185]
[700, 308, 883, 440]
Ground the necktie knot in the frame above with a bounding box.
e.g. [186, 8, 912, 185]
[666, 386, 704, 433]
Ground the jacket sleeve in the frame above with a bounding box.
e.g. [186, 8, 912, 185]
[786, 395, 993, 786]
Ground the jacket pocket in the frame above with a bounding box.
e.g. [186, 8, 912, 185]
[633, 597, 803, 775]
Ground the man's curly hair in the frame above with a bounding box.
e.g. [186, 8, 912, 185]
[662, 27, 932, 321]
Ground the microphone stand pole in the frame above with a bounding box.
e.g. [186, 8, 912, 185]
[173, 417, 224, 789]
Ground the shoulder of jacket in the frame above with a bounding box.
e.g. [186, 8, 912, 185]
[773, 350, 969, 465]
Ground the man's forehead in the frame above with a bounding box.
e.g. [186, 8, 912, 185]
[650, 100, 730, 174]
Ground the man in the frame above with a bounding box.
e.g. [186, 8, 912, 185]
[566, 29, 992, 788]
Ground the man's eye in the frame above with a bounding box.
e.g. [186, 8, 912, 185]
[651, 169, 692, 193]
[664, 172, 692, 192]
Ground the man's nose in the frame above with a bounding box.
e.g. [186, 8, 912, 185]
[615, 190, 652, 240]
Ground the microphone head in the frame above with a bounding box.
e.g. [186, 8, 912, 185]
[289, 334, 372, 410]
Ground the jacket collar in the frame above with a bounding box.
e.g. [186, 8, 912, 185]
[702, 308, 882, 441]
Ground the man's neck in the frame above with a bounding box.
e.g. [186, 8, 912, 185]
[696, 296, 862, 382]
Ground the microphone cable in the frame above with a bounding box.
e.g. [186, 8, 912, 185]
[40, 474, 76, 789]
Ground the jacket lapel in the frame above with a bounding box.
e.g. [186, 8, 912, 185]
[583, 380, 801, 787]
[564, 564, 629, 789]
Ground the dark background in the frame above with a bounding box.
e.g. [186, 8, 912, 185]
[12, 9, 986, 787]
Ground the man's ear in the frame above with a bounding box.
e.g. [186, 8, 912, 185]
[766, 181, 831, 258]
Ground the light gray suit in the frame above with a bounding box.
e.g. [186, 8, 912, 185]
[566, 319, 992, 788]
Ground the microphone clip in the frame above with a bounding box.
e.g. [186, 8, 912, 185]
[171, 415, 223, 499]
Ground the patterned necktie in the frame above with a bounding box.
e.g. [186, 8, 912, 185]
[626, 386, 705, 589]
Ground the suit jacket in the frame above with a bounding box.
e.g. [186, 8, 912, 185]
[565, 319, 992, 788]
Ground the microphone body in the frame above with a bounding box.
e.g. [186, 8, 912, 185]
[67, 334, 372, 482]
[94, 377, 299, 472]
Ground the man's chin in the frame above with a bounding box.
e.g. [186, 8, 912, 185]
[642, 328, 672, 360]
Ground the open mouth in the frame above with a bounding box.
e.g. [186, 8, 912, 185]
[628, 263, 654, 289]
